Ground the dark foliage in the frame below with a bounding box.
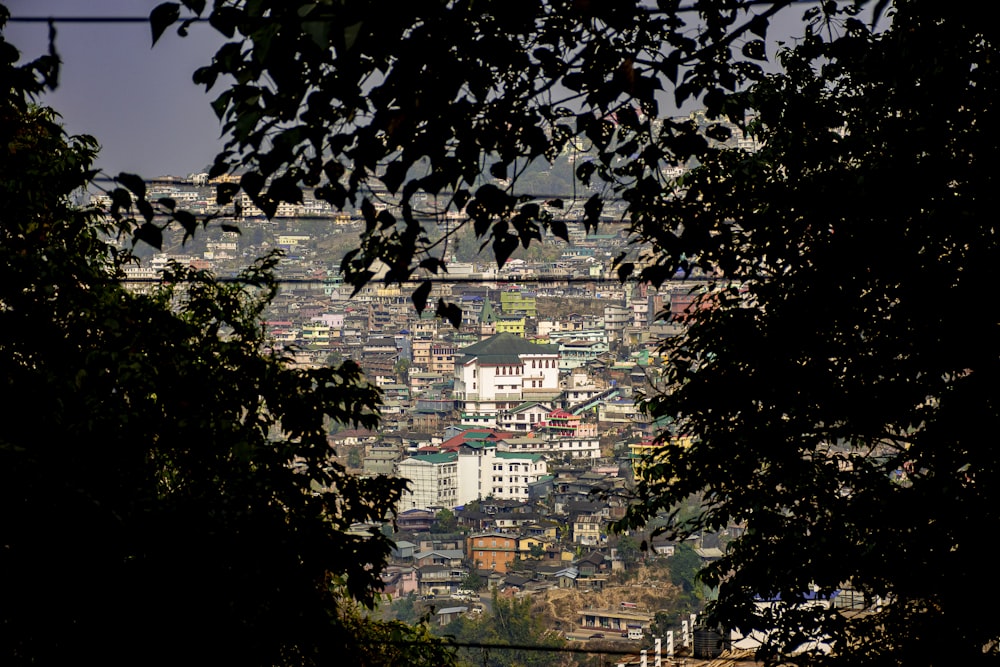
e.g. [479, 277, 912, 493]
[146, 0, 1000, 663]
[0, 11, 452, 665]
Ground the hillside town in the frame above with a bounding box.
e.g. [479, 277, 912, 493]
[96, 113, 760, 659]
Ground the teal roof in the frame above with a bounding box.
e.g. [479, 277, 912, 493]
[479, 297, 498, 324]
[408, 452, 458, 464]
[460, 440, 497, 450]
[458, 332, 558, 364]
[496, 451, 543, 462]
[508, 401, 549, 414]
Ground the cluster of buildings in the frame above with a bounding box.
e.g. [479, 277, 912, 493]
[100, 130, 739, 639]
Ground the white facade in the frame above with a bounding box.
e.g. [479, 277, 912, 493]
[485, 451, 547, 501]
[396, 453, 459, 511]
[455, 445, 548, 504]
[453, 333, 560, 424]
[499, 434, 601, 460]
[497, 403, 551, 432]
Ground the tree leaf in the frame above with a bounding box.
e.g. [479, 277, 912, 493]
[549, 219, 569, 242]
[216, 182, 240, 206]
[436, 299, 463, 329]
[742, 39, 767, 61]
[182, 0, 206, 14]
[134, 222, 163, 250]
[173, 210, 197, 237]
[240, 171, 264, 196]
[583, 194, 603, 233]
[150, 3, 181, 46]
[411, 280, 432, 315]
[137, 198, 155, 224]
[492, 233, 518, 268]
[116, 172, 146, 200]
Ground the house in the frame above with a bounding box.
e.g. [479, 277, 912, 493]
[467, 532, 518, 573]
[417, 565, 467, 596]
[396, 509, 436, 533]
[497, 401, 551, 432]
[576, 550, 609, 577]
[572, 515, 604, 546]
[381, 566, 418, 597]
[413, 549, 465, 568]
[578, 606, 654, 635]
[518, 535, 549, 560]
[391, 540, 417, 560]
[554, 566, 579, 589]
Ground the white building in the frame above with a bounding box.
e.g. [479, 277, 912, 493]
[497, 402, 551, 432]
[397, 444, 549, 510]
[396, 452, 459, 511]
[483, 450, 547, 501]
[498, 433, 601, 460]
[453, 332, 560, 426]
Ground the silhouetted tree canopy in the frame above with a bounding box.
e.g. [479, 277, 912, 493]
[112, 0, 1000, 663]
[0, 11, 453, 666]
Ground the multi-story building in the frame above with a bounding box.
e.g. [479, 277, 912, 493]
[411, 339, 433, 371]
[485, 452, 547, 501]
[572, 514, 604, 546]
[499, 288, 537, 318]
[453, 443, 548, 505]
[429, 344, 457, 374]
[300, 323, 331, 347]
[499, 433, 601, 460]
[396, 452, 459, 511]
[497, 402, 551, 432]
[495, 315, 526, 337]
[556, 339, 609, 369]
[453, 332, 560, 426]
[467, 532, 518, 573]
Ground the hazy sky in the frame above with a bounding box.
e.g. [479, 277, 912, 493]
[6, 0, 227, 177]
[6, 1, 830, 180]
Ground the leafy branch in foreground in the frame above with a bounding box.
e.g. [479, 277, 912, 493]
[0, 14, 452, 664]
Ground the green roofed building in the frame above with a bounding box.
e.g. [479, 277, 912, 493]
[453, 333, 561, 427]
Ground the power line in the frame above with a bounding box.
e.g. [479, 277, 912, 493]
[8, 2, 822, 24]
[119, 274, 709, 286]
[8, 16, 177, 24]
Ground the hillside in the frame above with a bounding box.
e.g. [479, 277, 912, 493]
[528, 565, 682, 635]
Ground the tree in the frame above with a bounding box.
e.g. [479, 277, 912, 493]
[615, 534, 642, 569]
[150, 0, 792, 322]
[617, 5, 1000, 666]
[394, 355, 411, 384]
[432, 507, 459, 533]
[143, 0, 997, 664]
[0, 14, 452, 666]
[441, 592, 565, 667]
[461, 570, 484, 593]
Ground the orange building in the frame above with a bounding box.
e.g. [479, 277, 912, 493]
[467, 532, 518, 573]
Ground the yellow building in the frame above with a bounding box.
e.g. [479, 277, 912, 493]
[500, 289, 537, 317]
[628, 435, 693, 482]
[495, 315, 526, 336]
